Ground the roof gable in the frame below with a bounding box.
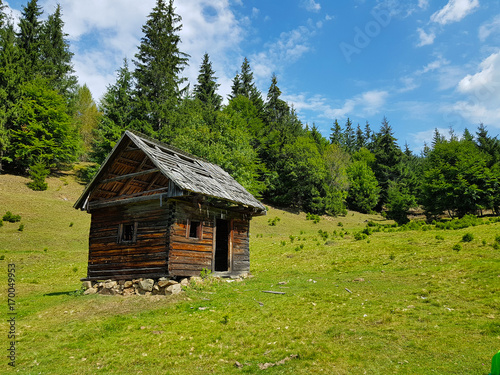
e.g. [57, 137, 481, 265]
[75, 131, 266, 214]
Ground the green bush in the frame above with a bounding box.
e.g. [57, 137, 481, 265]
[27, 160, 49, 191]
[435, 235, 445, 241]
[18, 224, 24, 232]
[354, 232, 367, 241]
[306, 213, 320, 223]
[452, 244, 462, 251]
[461, 233, 474, 242]
[3, 211, 21, 222]
[268, 217, 281, 226]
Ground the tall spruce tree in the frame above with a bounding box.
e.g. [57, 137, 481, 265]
[371, 117, 404, 209]
[16, 0, 43, 81]
[92, 60, 134, 164]
[0, 10, 18, 171]
[132, 0, 189, 138]
[230, 57, 263, 112]
[40, 4, 77, 99]
[193, 53, 222, 112]
[330, 119, 343, 145]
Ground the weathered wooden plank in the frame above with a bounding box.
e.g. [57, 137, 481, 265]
[170, 242, 213, 252]
[89, 260, 167, 271]
[99, 168, 160, 185]
[169, 262, 210, 271]
[170, 234, 212, 246]
[169, 250, 212, 260]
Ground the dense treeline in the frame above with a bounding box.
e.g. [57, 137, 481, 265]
[2, 0, 500, 221]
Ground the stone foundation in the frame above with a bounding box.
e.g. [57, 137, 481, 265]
[82, 276, 203, 296]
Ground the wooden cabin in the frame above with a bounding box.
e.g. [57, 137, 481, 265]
[74, 130, 266, 280]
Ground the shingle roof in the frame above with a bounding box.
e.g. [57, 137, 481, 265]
[74, 130, 266, 214]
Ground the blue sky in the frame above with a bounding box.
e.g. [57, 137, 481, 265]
[4, 0, 500, 152]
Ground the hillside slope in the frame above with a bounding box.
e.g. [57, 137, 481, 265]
[0, 173, 499, 374]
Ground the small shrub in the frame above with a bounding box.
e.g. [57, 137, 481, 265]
[495, 235, 500, 244]
[306, 213, 320, 223]
[435, 235, 445, 241]
[389, 253, 396, 260]
[337, 222, 343, 227]
[452, 244, 462, 252]
[69, 222, 74, 227]
[43, 248, 48, 252]
[493, 243, 500, 250]
[72, 267, 78, 273]
[354, 232, 367, 241]
[482, 239, 487, 246]
[3, 211, 21, 223]
[318, 229, 329, 241]
[280, 240, 286, 246]
[268, 217, 281, 226]
[27, 159, 49, 191]
[461, 233, 474, 242]
[0, 220, 3, 228]
[200, 268, 212, 279]
[221, 314, 229, 325]
[0, 255, 5, 260]
[289, 235, 295, 243]
[18, 224, 24, 232]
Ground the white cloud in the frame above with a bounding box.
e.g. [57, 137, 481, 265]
[26, 0, 245, 102]
[418, 0, 429, 10]
[479, 15, 500, 41]
[250, 24, 318, 85]
[302, 0, 321, 13]
[452, 52, 500, 126]
[416, 27, 436, 47]
[430, 0, 479, 25]
[284, 90, 388, 121]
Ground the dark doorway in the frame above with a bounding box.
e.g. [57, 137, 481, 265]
[215, 219, 229, 272]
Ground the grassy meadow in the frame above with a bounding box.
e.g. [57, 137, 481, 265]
[0, 173, 499, 374]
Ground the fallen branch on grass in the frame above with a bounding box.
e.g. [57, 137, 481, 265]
[261, 291, 286, 295]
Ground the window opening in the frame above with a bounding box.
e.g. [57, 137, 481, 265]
[189, 220, 201, 239]
[119, 222, 137, 243]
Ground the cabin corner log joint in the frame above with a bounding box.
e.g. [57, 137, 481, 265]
[74, 130, 266, 281]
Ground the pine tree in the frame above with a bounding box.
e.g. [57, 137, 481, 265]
[16, 0, 43, 81]
[371, 116, 404, 209]
[229, 73, 241, 99]
[330, 119, 343, 145]
[92, 60, 134, 164]
[343, 118, 355, 153]
[264, 74, 289, 125]
[132, 0, 189, 137]
[193, 53, 222, 112]
[0, 15, 19, 172]
[0, 0, 6, 29]
[40, 4, 77, 99]
[355, 123, 365, 151]
[229, 58, 263, 112]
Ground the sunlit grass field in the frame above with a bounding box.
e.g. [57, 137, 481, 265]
[0, 173, 499, 374]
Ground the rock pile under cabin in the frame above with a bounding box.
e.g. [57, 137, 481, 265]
[75, 130, 266, 290]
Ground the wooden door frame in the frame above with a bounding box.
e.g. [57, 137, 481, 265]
[212, 218, 233, 273]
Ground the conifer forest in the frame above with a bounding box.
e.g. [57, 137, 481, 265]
[2, 0, 500, 222]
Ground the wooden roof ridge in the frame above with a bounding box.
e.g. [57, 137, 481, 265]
[74, 130, 266, 214]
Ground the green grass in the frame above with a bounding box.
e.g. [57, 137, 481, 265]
[1, 173, 499, 374]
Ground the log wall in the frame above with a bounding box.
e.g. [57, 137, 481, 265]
[87, 200, 172, 280]
[85, 198, 252, 280]
[168, 201, 251, 277]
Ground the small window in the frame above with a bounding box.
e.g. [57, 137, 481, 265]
[187, 220, 202, 239]
[118, 222, 137, 244]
